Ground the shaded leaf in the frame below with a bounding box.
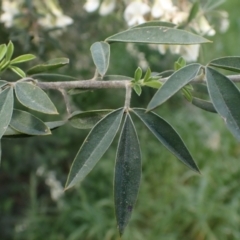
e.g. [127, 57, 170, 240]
[10, 54, 36, 64]
[15, 82, 58, 114]
[209, 56, 240, 73]
[65, 108, 124, 189]
[206, 67, 240, 140]
[192, 83, 209, 95]
[131, 21, 176, 29]
[27, 58, 69, 74]
[134, 67, 142, 82]
[3, 126, 32, 138]
[5, 41, 14, 61]
[147, 63, 201, 111]
[68, 109, 113, 129]
[45, 120, 66, 130]
[187, 2, 199, 23]
[114, 113, 141, 236]
[132, 108, 200, 172]
[105, 27, 210, 44]
[0, 44, 7, 62]
[192, 97, 217, 113]
[31, 73, 77, 81]
[0, 87, 13, 138]
[90, 41, 110, 76]
[133, 84, 142, 96]
[143, 67, 151, 82]
[10, 109, 51, 135]
[9, 65, 26, 77]
[0, 80, 8, 88]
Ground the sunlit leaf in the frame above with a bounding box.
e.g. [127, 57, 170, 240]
[10, 109, 51, 135]
[0, 44, 7, 62]
[143, 80, 162, 89]
[15, 82, 58, 114]
[10, 54, 36, 64]
[105, 27, 210, 44]
[192, 97, 217, 113]
[114, 113, 141, 236]
[206, 67, 240, 140]
[65, 108, 124, 189]
[147, 63, 201, 111]
[68, 109, 113, 129]
[27, 58, 69, 74]
[209, 56, 240, 73]
[0, 87, 13, 138]
[132, 108, 200, 173]
[5, 41, 14, 61]
[90, 41, 110, 76]
[9, 65, 26, 78]
[130, 21, 176, 29]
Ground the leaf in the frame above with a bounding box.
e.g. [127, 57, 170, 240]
[0, 141, 1, 165]
[0, 44, 7, 62]
[132, 108, 200, 173]
[0, 80, 8, 88]
[130, 21, 176, 29]
[187, 2, 199, 23]
[10, 54, 36, 64]
[5, 41, 14, 61]
[105, 27, 210, 44]
[68, 109, 113, 129]
[174, 57, 186, 71]
[192, 83, 209, 95]
[209, 56, 240, 73]
[15, 82, 58, 114]
[114, 113, 141, 236]
[65, 108, 124, 189]
[10, 109, 51, 135]
[206, 67, 240, 140]
[90, 41, 110, 76]
[192, 97, 217, 113]
[31, 73, 77, 81]
[143, 80, 162, 89]
[203, 0, 225, 11]
[133, 84, 142, 96]
[9, 65, 26, 78]
[147, 63, 201, 111]
[134, 67, 142, 82]
[182, 87, 193, 102]
[4, 126, 29, 137]
[45, 120, 66, 130]
[27, 58, 69, 75]
[0, 87, 13, 138]
[143, 67, 151, 82]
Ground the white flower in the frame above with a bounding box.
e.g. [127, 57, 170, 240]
[218, 11, 229, 33]
[124, 1, 150, 26]
[151, 0, 177, 19]
[194, 16, 215, 36]
[55, 15, 73, 28]
[84, 0, 100, 12]
[180, 45, 200, 62]
[99, 0, 116, 16]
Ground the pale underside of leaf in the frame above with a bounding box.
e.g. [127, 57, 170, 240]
[132, 108, 200, 173]
[65, 108, 124, 189]
[114, 113, 141, 236]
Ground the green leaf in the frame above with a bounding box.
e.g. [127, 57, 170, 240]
[0, 87, 13, 138]
[5, 41, 14, 61]
[134, 67, 142, 82]
[192, 97, 217, 113]
[187, 2, 199, 23]
[114, 113, 141, 236]
[192, 83, 209, 95]
[143, 80, 162, 89]
[182, 86, 193, 102]
[174, 57, 186, 71]
[158, 70, 174, 78]
[31, 73, 77, 81]
[10, 109, 51, 135]
[206, 67, 240, 140]
[147, 63, 201, 111]
[4, 126, 29, 137]
[90, 41, 110, 77]
[105, 27, 210, 44]
[0, 80, 8, 88]
[10, 54, 36, 64]
[65, 108, 124, 189]
[132, 108, 200, 173]
[45, 120, 66, 130]
[15, 82, 58, 114]
[143, 67, 151, 82]
[209, 56, 240, 73]
[0, 44, 7, 62]
[9, 65, 26, 78]
[68, 109, 113, 129]
[133, 84, 142, 96]
[130, 21, 176, 29]
[203, 0, 225, 11]
[27, 58, 69, 75]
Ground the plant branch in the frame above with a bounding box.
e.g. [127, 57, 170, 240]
[33, 74, 240, 90]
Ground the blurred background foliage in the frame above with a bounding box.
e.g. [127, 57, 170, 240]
[1, 0, 240, 240]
